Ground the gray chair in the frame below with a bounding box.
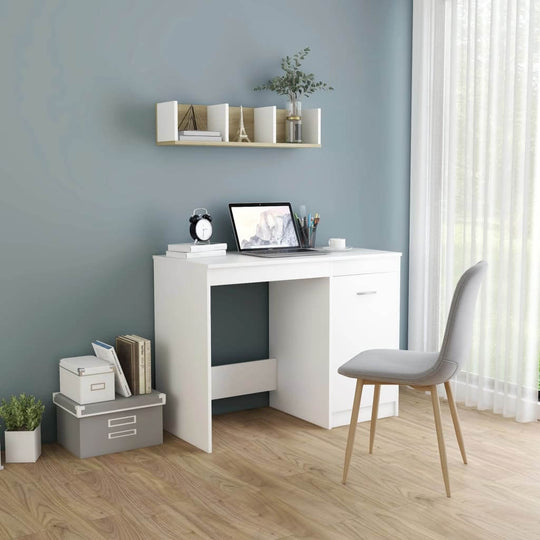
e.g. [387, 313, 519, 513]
[338, 261, 487, 497]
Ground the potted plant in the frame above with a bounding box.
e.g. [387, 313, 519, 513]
[0, 394, 45, 463]
[254, 47, 333, 142]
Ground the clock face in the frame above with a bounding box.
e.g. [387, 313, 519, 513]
[195, 219, 212, 241]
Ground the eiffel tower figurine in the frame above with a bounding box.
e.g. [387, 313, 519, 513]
[235, 106, 251, 143]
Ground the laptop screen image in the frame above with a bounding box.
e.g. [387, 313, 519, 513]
[229, 203, 300, 251]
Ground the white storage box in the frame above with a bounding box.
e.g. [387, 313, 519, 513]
[59, 356, 115, 404]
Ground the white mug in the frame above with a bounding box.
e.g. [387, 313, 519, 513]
[328, 238, 346, 250]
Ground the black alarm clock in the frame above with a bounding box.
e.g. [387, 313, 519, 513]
[189, 208, 213, 242]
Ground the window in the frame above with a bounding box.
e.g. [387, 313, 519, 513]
[410, 0, 540, 421]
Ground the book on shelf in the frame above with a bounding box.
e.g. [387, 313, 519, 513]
[92, 340, 132, 397]
[167, 242, 227, 253]
[115, 336, 139, 394]
[126, 334, 152, 394]
[178, 130, 221, 137]
[166, 250, 226, 259]
[178, 135, 223, 142]
[125, 335, 146, 394]
[143, 337, 151, 393]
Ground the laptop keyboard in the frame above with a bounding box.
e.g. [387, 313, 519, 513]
[272, 248, 313, 253]
[243, 248, 328, 258]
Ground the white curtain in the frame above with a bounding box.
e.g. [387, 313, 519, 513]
[410, 0, 540, 422]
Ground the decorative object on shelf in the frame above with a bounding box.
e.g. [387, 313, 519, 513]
[254, 47, 333, 143]
[0, 394, 45, 463]
[286, 98, 302, 143]
[178, 104, 200, 132]
[286, 115, 302, 144]
[189, 208, 213, 243]
[235, 106, 251, 142]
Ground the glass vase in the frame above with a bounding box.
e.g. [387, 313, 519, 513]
[286, 98, 302, 143]
[287, 98, 302, 117]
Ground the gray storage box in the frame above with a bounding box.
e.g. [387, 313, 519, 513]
[53, 390, 166, 458]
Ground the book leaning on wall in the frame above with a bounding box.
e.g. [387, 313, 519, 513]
[92, 340, 132, 397]
[115, 336, 139, 394]
[126, 335, 152, 394]
[115, 335, 152, 395]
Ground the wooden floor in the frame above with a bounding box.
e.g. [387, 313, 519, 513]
[1, 388, 539, 539]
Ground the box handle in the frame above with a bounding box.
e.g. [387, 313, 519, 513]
[108, 428, 137, 439]
[90, 383, 106, 391]
[108, 415, 137, 428]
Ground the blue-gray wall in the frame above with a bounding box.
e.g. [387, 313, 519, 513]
[0, 0, 411, 443]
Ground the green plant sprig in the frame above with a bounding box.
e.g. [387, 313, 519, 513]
[254, 47, 334, 100]
[0, 394, 45, 431]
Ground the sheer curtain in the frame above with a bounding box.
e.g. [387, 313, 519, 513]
[410, 0, 540, 422]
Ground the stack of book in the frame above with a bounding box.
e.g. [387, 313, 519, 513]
[178, 130, 222, 142]
[166, 242, 227, 258]
[112, 335, 152, 395]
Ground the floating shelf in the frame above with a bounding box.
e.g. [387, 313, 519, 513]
[157, 140, 321, 148]
[156, 101, 321, 148]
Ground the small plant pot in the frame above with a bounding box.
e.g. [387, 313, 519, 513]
[5, 424, 41, 463]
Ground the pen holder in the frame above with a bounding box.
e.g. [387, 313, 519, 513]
[298, 224, 317, 248]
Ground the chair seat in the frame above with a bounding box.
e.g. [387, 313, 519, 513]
[338, 349, 452, 386]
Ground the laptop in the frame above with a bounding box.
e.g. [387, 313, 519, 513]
[228, 202, 328, 257]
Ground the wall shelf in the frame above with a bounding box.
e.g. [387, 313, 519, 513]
[156, 141, 321, 148]
[156, 101, 321, 148]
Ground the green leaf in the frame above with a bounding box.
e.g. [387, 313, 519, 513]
[253, 47, 334, 99]
[0, 393, 44, 431]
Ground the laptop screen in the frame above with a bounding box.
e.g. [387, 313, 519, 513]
[229, 203, 300, 251]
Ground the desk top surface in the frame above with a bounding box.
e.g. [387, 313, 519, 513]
[154, 248, 401, 269]
[154, 248, 402, 289]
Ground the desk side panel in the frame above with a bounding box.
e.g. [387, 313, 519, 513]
[269, 278, 331, 428]
[154, 258, 211, 452]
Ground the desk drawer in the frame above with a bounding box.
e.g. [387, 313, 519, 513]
[331, 272, 400, 365]
[331, 272, 400, 415]
[331, 255, 401, 277]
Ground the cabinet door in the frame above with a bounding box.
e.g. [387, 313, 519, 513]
[331, 272, 400, 419]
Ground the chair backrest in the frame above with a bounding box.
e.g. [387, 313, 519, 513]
[438, 261, 487, 376]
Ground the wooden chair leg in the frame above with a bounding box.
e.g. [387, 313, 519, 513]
[369, 384, 381, 454]
[430, 385, 451, 497]
[444, 381, 467, 464]
[342, 379, 364, 484]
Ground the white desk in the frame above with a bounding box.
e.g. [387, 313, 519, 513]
[153, 249, 401, 453]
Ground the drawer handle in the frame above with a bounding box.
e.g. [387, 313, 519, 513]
[108, 428, 137, 439]
[90, 383, 106, 391]
[108, 415, 136, 428]
[356, 291, 377, 296]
